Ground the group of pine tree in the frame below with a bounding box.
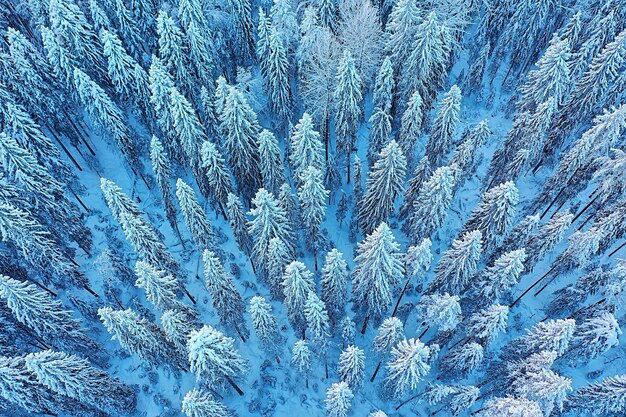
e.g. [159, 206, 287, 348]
[0, 0, 626, 415]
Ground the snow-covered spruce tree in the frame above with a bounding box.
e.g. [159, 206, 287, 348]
[464, 41, 490, 95]
[400, 11, 449, 114]
[98, 307, 181, 367]
[524, 210, 573, 272]
[270, 0, 298, 50]
[100, 29, 150, 111]
[326, 381, 354, 417]
[334, 49, 363, 182]
[495, 214, 540, 260]
[265, 236, 292, 298]
[182, 388, 232, 417]
[25, 350, 136, 415]
[477, 397, 543, 417]
[156, 10, 192, 91]
[134, 261, 183, 312]
[325, 155, 342, 203]
[176, 178, 215, 251]
[567, 312, 621, 361]
[384, 338, 433, 399]
[200, 141, 234, 217]
[41, 25, 76, 86]
[149, 56, 177, 148]
[384, 0, 421, 76]
[187, 325, 247, 394]
[423, 384, 480, 416]
[321, 249, 349, 324]
[338, 345, 365, 390]
[509, 318, 576, 358]
[219, 87, 262, 201]
[305, 291, 331, 361]
[292, 339, 313, 387]
[440, 342, 484, 378]
[0, 203, 84, 288]
[372, 56, 394, 112]
[282, 261, 315, 336]
[202, 250, 246, 340]
[150, 135, 184, 243]
[466, 304, 509, 346]
[170, 87, 207, 183]
[473, 249, 526, 302]
[258, 129, 283, 194]
[298, 166, 329, 265]
[0, 275, 86, 347]
[290, 112, 325, 185]
[0, 355, 55, 414]
[341, 316, 357, 348]
[226, 193, 253, 256]
[370, 317, 404, 381]
[518, 36, 571, 112]
[429, 230, 482, 295]
[249, 296, 282, 361]
[358, 140, 407, 235]
[392, 238, 433, 316]
[263, 28, 291, 123]
[567, 374, 626, 416]
[352, 223, 404, 331]
[72, 68, 140, 172]
[227, 0, 254, 62]
[399, 156, 433, 221]
[367, 106, 392, 164]
[407, 164, 455, 242]
[398, 90, 424, 166]
[449, 120, 491, 185]
[425, 85, 462, 166]
[161, 308, 197, 356]
[248, 188, 294, 276]
[512, 368, 572, 416]
[417, 293, 462, 334]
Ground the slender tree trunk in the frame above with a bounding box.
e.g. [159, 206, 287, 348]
[29, 279, 57, 297]
[275, 355, 281, 364]
[183, 286, 196, 304]
[370, 359, 382, 382]
[395, 393, 420, 410]
[235, 325, 247, 343]
[224, 376, 244, 396]
[83, 284, 99, 298]
[360, 315, 370, 334]
[572, 194, 600, 224]
[609, 240, 626, 257]
[347, 150, 352, 184]
[392, 276, 413, 317]
[509, 267, 555, 308]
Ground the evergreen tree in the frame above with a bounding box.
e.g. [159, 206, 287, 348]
[248, 188, 294, 275]
[161, 309, 196, 356]
[525, 211, 573, 271]
[417, 293, 462, 333]
[512, 318, 576, 357]
[291, 339, 312, 385]
[134, 261, 182, 312]
[341, 316, 357, 347]
[282, 261, 315, 335]
[334, 49, 363, 182]
[256, 8, 272, 72]
[0, 355, 55, 414]
[398, 90, 424, 166]
[449, 120, 491, 184]
[425, 85, 462, 165]
[512, 368, 571, 416]
[187, 325, 247, 392]
[202, 250, 246, 338]
[150, 135, 183, 242]
[156, 10, 192, 91]
[182, 389, 232, 417]
[176, 179, 215, 251]
[270, 0, 299, 49]
[179, 0, 217, 84]
[429, 230, 482, 295]
[226, 193, 253, 256]
[466, 304, 509, 346]
[462, 182, 519, 253]
[399, 156, 433, 220]
[25, 350, 136, 415]
[385, 338, 433, 399]
[263, 28, 291, 122]
[474, 249, 526, 302]
[368, 107, 392, 165]
[258, 129, 283, 194]
[477, 397, 543, 417]
[149, 56, 177, 152]
[228, 0, 254, 62]
[326, 381, 354, 417]
[338, 345, 365, 389]
[304, 292, 331, 351]
[464, 42, 490, 94]
[568, 374, 626, 416]
[290, 113, 325, 184]
[0, 275, 86, 347]
[200, 141, 234, 216]
[249, 296, 282, 359]
[266, 236, 292, 298]
[73, 68, 139, 171]
[567, 312, 621, 361]
[220, 87, 262, 201]
[298, 166, 328, 262]
[352, 223, 404, 326]
[372, 56, 394, 112]
[321, 249, 349, 324]
[359, 140, 407, 235]
[385, 0, 421, 72]
[440, 342, 484, 378]
[98, 307, 180, 367]
[407, 165, 455, 242]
